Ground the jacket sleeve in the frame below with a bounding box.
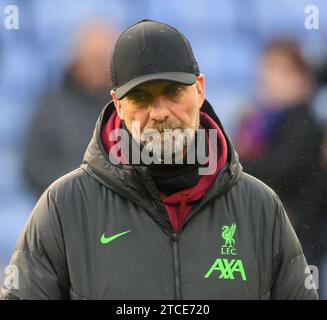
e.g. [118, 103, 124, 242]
[0, 190, 69, 300]
[270, 197, 319, 300]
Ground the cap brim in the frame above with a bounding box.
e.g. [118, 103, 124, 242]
[115, 72, 197, 99]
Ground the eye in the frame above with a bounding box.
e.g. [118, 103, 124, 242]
[127, 91, 151, 104]
[166, 85, 183, 98]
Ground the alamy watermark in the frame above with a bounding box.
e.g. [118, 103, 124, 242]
[304, 265, 319, 290]
[305, 4, 319, 30]
[106, 122, 218, 175]
[1, 265, 19, 292]
[2, 4, 320, 32]
[3, 4, 19, 30]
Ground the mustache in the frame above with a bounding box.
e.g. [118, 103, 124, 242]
[143, 120, 184, 133]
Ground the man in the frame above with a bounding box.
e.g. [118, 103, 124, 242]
[23, 20, 115, 196]
[0, 19, 318, 300]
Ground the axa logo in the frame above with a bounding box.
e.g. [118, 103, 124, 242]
[204, 223, 247, 282]
[204, 258, 247, 281]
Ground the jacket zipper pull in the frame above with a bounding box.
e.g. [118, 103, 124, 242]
[171, 233, 179, 241]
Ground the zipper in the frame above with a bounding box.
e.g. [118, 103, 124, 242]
[171, 232, 181, 300]
[151, 200, 181, 300]
[151, 200, 181, 299]
[132, 164, 240, 300]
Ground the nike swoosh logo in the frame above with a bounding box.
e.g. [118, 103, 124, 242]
[100, 230, 132, 245]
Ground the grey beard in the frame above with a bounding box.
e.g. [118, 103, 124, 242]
[140, 128, 196, 163]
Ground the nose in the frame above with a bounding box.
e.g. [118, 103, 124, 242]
[149, 96, 170, 123]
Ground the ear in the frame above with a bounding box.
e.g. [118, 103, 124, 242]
[111, 90, 124, 120]
[195, 74, 205, 109]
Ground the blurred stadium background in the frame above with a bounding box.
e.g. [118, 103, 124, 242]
[0, 0, 327, 298]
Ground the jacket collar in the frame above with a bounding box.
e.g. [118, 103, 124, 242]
[82, 99, 243, 211]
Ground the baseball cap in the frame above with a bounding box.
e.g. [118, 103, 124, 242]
[109, 19, 200, 99]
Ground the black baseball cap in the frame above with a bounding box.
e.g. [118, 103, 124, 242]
[109, 19, 200, 99]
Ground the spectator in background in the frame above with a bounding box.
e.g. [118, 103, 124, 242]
[23, 21, 116, 196]
[312, 52, 327, 283]
[233, 39, 325, 266]
[312, 47, 327, 204]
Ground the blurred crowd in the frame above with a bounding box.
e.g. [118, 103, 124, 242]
[0, 0, 327, 297]
[234, 39, 327, 269]
[23, 21, 114, 194]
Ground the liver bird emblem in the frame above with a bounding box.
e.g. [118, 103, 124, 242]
[222, 223, 236, 247]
